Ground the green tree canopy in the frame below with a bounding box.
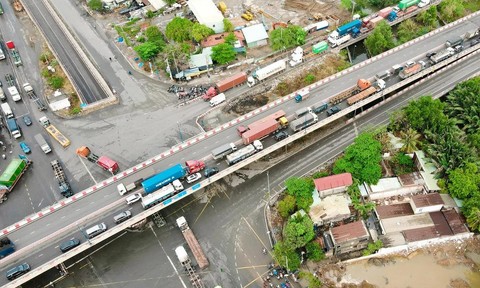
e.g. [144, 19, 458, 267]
[285, 177, 314, 211]
[270, 25, 307, 51]
[284, 214, 315, 249]
[416, 6, 439, 28]
[306, 241, 325, 262]
[273, 241, 301, 271]
[403, 96, 449, 135]
[191, 23, 215, 42]
[466, 206, 480, 232]
[88, 0, 104, 11]
[224, 33, 237, 46]
[397, 19, 421, 44]
[134, 41, 162, 60]
[445, 77, 480, 135]
[447, 163, 480, 199]
[438, 0, 466, 23]
[399, 128, 421, 153]
[367, 0, 397, 8]
[364, 21, 395, 56]
[223, 18, 234, 32]
[333, 132, 382, 184]
[162, 42, 191, 68]
[278, 195, 296, 218]
[211, 43, 236, 64]
[165, 17, 193, 42]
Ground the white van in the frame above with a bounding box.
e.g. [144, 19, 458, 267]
[1, 103, 13, 118]
[209, 93, 226, 107]
[85, 223, 107, 239]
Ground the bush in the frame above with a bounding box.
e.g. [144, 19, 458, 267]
[49, 76, 65, 89]
[278, 195, 296, 218]
[306, 241, 325, 262]
[304, 74, 316, 84]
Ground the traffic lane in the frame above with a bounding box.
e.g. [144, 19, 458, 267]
[25, 1, 106, 103]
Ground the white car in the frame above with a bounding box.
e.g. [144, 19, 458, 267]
[418, 0, 430, 8]
[125, 193, 142, 205]
[186, 173, 202, 184]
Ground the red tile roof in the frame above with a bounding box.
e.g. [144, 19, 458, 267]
[201, 31, 245, 48]
[314, 173, 353, 192]
[331, 221, 368, 244]
[376, 203, 414, 219]
[412, 193, 444, 208]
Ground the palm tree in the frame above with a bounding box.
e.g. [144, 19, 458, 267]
[400, 128, 421, 153]
[467, 207, 480, 232]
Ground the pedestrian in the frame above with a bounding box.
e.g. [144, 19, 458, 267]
[128, 70, 132, 75]
[109, 57, 112, 61]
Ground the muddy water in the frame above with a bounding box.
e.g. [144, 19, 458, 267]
[344, 253, 480, 288]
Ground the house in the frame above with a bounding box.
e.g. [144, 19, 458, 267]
[309, 193, 351, 226]
[313, 173, 353, 198]
[362, 176, 423, 200]
[413, 151, 440, 192]
[241, 24, 269, 48]
[201, 31, 246, 52]
[410, 193, 444, 214]
[187, 0, 224, 33]
[330, 221, 370, 255]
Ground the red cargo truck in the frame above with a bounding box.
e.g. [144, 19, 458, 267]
[202, 72, 248, 100]
[184, 160, 205, 174]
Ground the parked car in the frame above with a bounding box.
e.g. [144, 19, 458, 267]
[274, 131, 289, 141]
[326, 106, 341, 117]
[186, 172, 201, 184]
[114, 211, 132, 224]
[23, 115, 32, 126]
[19, 142, 31, 154]
[204, 167, 219, 178]
[59, 238, 80, 253]
[125, 193, 141, 205]
[426, 52, 436, 58]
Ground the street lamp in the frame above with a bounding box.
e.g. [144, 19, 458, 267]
[266, 170, 270, 200]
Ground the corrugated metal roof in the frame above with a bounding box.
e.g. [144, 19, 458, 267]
[429, 211, 453, 236]
[187, 0, 224, 33]
[412, 193, 444, 208]
[242, 24, 269, 44]
[369, 177, 402, 193]
[403, 226, 438, 242]
[331, 221, 368, 244]
[314, 173, 353, 191]
[201, 31, 245, 47]
[442, 209, 469, 234]
[376, 203, 414, 219]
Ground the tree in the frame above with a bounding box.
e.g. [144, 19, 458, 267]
[88, 0, 103, 11]
[306, 241, 325, 262]
[299, 271, 322, 288]
[165, 17, 193, 42]
[211, 43, 236, 64]
[162, 42, 191, 69]
[364, 21, 395, 56]
[223, 18, 234, 32]
[191, 23, 215, 42]
[284, 214, 315, 249]
[403, 96, 448, 135]
[394, 152, 415, 175]
[273, 241, 301, 271]
[285, 177, 314, 211]
[278, 195, 296, 218]
[333, 132, 382, 184]
[363, 240, 383, 256]
[224, 33, 237, 46]
[367, 0, 397, 8]
[134, 41, 162, 60]
[447, 163, 480, 199]
[438, 0, 465, 23]
[399, 128, 421, 153]
[270, 25, 307, 51]
[145, 10, 155, 19]
[164, 0, 177, 5]
[397, 19, 420, 44]
[466, 207, 480, 232]
[416, 6, 439, 28]
[49, 76, 64, 89]
[445, 77, 480, 135]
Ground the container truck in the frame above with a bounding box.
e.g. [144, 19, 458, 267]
[328, 34, 351, 48]
[429, 47, 455, 64]
[290, 112, 318, 132]
[5, 41, 22, 66]
[176, 216, 209, 269]
[23, 83, 47, 111]
[202, 72, 247, 100]
[141, 183, 179, 209]
[303, 20, 329, 33]
[0, 89, 6, 102]
[347, 79, 386, 105]
[211, 143, 237, 160]
[378, 7, 393, 19]
[367, 16, 385, 29]
[0, 158, 32, 203]
[247, 60, 287, 87]
[184, 160, 205, 174]
[226, 140, 263, 166]
[34, 133, 52, 154]
[311, 102, 328, 114]
[76, 146, 119, 174]
[329, 79, 373, 105]
[239, 110, 288, 145]
[51, 160, 73, 197]
[312, 41, 328, 54]
[327, 19, 361, 45]
[174, 245, 204, 287]
[209, 93, 226, 107]
[1, 102, 13, 118]
[0, 237, 15, 259]
[141, 164, 186, 194]
[399, 60, 426, 79]
[39, 116, 71, 148]
[398, 0, 420, 10]
[6, 118, 21, 139]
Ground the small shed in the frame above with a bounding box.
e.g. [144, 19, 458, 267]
[314, 173, 353, 198]
[241, 24, 269, 48]
[410, 193, 444, 214]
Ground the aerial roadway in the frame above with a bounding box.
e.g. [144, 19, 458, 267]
[1, 12, 479, 287]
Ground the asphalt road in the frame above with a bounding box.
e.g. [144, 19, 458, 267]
[1, 13, 479, 280]
[0, 2, 71, 229]
[39, 52, 480, 288]
[22, 0, 107, 104]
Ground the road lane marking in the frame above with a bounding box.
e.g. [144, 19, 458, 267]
[77, 156, 98, 184]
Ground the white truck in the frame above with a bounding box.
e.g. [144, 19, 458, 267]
[328, 34, 351, 48]
[247, 60, 287, 87]
[0, 47, 5, 60]
[209, 93, 226, 107]
[34, 134, 52, 154]
[7, 86, 21, 102]
[1, 103, 13, 119]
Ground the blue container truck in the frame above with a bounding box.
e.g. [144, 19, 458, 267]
[0, 237, 15, 259]
[142, 164, 186, 194]
[337, 19, 362, 37]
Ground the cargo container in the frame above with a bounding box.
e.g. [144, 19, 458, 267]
[329, 79, 372, 105]
[399, 61, 426, 79]
[429, 47, 455, 64]
[312, 41, 328, 54]
[290, 112, 318, 132]
[247, 60, 287, 87]
[311, 102, 328, 113]
[446, 36, 464, 48]
[294, 107, 313, 119]
[378, 7, 393, 18]
[239, 110, 288, 144]
[398, 0, 420, 10]
[0, 158, 32, 203]
[368, 16, 385, 29]
[141, 164, 186, 194]
[327, 19, 361, 45]
[202, 72, 247, 100]
[303, 21, 329, 33]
